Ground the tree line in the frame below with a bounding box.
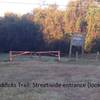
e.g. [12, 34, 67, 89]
[0, 0, 100, 53]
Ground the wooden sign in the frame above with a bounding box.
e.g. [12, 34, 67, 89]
[71, 34, 84, 46]
[69, 34, 85, 57]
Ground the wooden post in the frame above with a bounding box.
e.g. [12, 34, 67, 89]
[69, 40, 72, 57]
[96, 51, 99, 61]
[38, 52, 41, 59]
[58, 51, 60, 61]
[75, 51, 78, 61]
[30, 52, 33, 58]
[82, 36, 85, 56]
[82, 44, 84, 56]
[9, 51, 13, 62]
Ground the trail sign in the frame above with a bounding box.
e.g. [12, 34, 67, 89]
[71, 34, 84, 46]
[69, 34, 85, 57]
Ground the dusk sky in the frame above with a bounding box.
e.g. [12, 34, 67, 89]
[0, 0, 71, 16]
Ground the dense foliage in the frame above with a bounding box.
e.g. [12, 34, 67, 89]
[0, 13, 44, 51]
[0, 0, 99, 53]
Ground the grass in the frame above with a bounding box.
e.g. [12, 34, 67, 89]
[0, 53, 100, 100]
[0, 53, 100, 64]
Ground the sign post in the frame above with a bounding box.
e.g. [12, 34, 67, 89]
[69, 34, 85, 57]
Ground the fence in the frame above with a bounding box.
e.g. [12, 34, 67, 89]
[9, 51, 61, 62]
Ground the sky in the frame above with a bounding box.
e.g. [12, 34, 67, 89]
[0, 0, 71, 16]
